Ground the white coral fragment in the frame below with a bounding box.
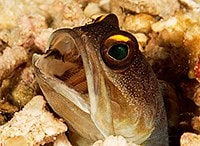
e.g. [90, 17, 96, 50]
[92, 135, 140, 146]
[0, 96, 68, 146]
[0, 46, 28, 81]
[180, 132, 200, 146]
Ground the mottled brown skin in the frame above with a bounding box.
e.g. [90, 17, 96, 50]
[33, 14, 168, 145]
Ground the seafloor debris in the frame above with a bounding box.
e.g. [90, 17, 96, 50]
[0, 100, 18, 125]
[93, 135, 140, 146]
[110, 0, 180, 25]
[0, 0, 87, 128]
[53, 133, 72, 146]
[180, 132, 200, 146]
[0, 95, 68, 146]
[0, 46, 27, 83]
[0, 0, 200, 145]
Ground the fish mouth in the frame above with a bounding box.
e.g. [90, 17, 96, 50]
[43, 29, 89, 95]
[46, 41, 88, 95]
[33, 29, 90, 113]
[33, 28, 114, 137]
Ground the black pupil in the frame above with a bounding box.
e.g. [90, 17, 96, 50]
[108, 44, 128, 60]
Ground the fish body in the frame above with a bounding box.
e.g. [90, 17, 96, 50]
[33, 14, 168, 145]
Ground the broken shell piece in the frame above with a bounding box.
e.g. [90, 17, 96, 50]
[0, 95, 68, 146]
[84, 2, 102, 17]
[179, 0, 200, 10]
[92, 135, 140, 146]
[124, 14, 156, 34]
[53, 133, 72, 146]
[133, 33, 149, 52]
[193, 86, 200, 106]
[191, 116, 200, 133]
[180, 132, 200, 146]
[110, 0, 180, 23]
[34, 28, 54, 53]
[0, 46, 28, 82]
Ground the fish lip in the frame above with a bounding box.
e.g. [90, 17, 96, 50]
[32, 53, 41, 66]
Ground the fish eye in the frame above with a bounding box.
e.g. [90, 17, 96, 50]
[108, 43, 128, 60]
[101, 32, 139, 70]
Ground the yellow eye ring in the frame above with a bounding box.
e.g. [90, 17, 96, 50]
[100, 31, 139, 70]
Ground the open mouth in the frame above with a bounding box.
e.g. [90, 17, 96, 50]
[55, 59, 88, 94]
[48, 49, 88, 95]
[33, 29, 92, 113]
[40, 29, 89, 95]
